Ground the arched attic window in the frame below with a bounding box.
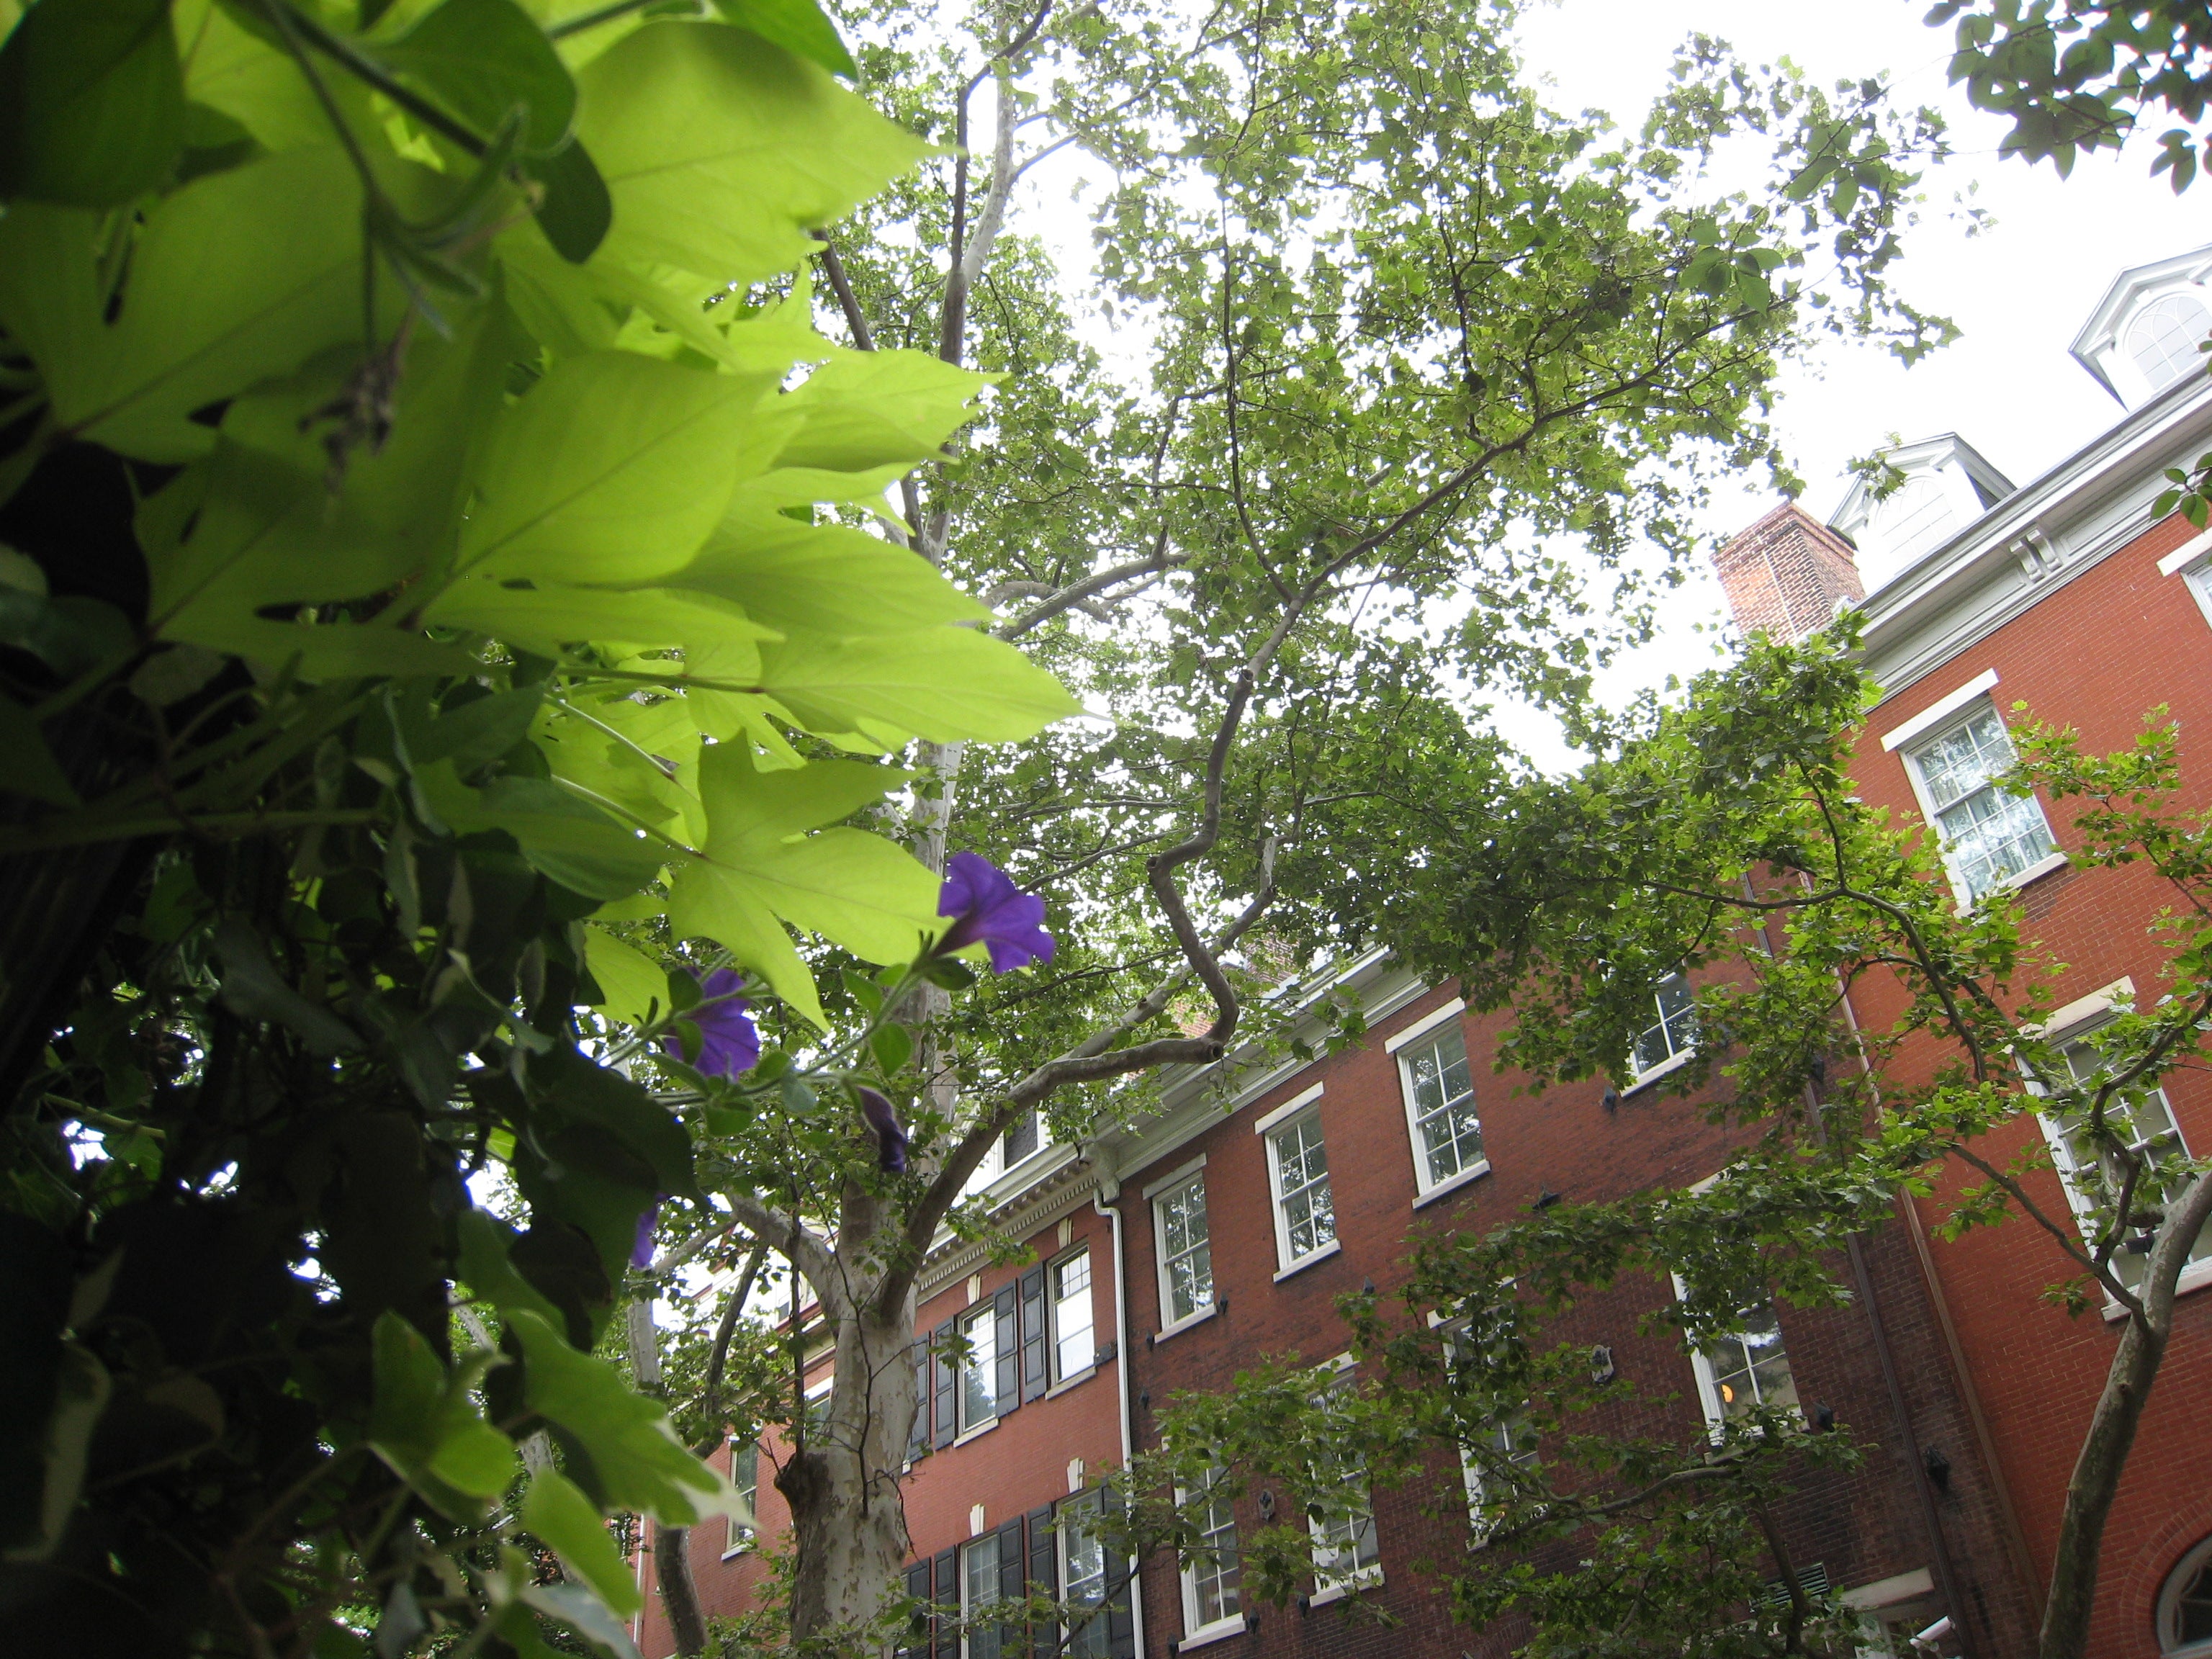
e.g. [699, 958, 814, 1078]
[2126, 291, 2212, 392]
[2160, 1534, 2212, 1657]
[1870, 475, 1958, 567]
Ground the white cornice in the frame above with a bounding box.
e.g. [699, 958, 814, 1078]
[1853, 368, 2212, 707]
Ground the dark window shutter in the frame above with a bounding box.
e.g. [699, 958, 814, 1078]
[1004, 1108, 1039, 1165]
[932, 1319, 956, 1449]
[1025, 1506, 1058, 1659]
[899, 1562, 932, 1658]
[1019, 1264, 1048, 1402]
[997, 1516, 1026, 1648]
[909, 1339, 931, 1460]
[994, 1282, 1020, 1413]
[1101, 1485, 1135, 1659]
[932, 1547, 959, 1659]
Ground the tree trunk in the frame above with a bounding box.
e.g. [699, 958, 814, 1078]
[655, 1522, 709, 1656]
[779, 1296, 920, 1645]
[2036, 1167, 2212, 1658]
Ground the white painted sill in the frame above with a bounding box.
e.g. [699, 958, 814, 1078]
[720, 1537, 754, 1562]
[2100, 1255, 2212, 1323]
[1621, 1051, 1694, 1098]
[1273, 1238, 1342, 1282]
[1307, 1570, 1382, 1609]
[951, 1417, 1000, 1448]
[1982, 849, 2070, 902]
[1044, 1367, 1097, 1400]
[1413, 1161, 1492, 1210]
[1153, 1303, 1219, 1345]
[1177, 1618, 1248, 1651]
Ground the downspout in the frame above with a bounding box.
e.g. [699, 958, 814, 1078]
[1093, 1152, 1145, 1659]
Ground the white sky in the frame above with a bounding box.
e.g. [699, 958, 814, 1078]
[1007, 0, 2208, 769]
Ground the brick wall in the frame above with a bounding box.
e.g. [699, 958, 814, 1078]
[1712, 502, 1868, 642]
[1840, 510, 2212, 1659]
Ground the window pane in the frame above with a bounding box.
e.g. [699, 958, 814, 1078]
[1405, 1028, 1483, 1186]
[1916, 707, 2014, 811]
[1054, 1251, 1094, 1378]
[1184, 1463, 1242, 1628]
[1161, 1175, 1215, 1323]
[1702, 1305, 1797, 1421]
[1633, 974, 1696, 1075]
[2128, 292, 2212, 390]
[961, 1307, 997, 1431]
[1273, 1118, 1336, 1260]
[1062, 1496, 1108, 1659]
[2053, 1038, 2212, 1289]
[965, 1534, 1000, 1659]
[1938, 784, 2054, 896]
[2179, 1555, 2212, 1642]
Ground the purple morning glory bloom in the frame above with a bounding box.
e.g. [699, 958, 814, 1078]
[936, 852, 1055, 974]
[858, 1087, 908, 1174]
[631, 1201, 660, 1269]
[665, 967, 760, 1081]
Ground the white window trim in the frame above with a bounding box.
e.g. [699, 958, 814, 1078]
[1175, 1468, 1242, 1642]
[956, 1303, 999, 1435]
[1382, 997, 1467, 1053]
[1047, 1244, 1096, 1385]
[723, 1437, 759, 1559]
[2157, 526, 2212, 631]
[1879, 668, 2000, 752]
[1411, 1160, 1491, 1210]
[960, 1533, 1002, 1659]
[1305, 1355, 1382, 1599]
[1252, 1082, 1324, 1137]
[1623, 1046, 1695, 1095]
[1263, 1102, 1336, 1275]
[1393, 1016, 1485, 1198]
[1892, 693, 2064, 905]
[1153, 1302, 1218, 1343]
[1670, 1272, 1800, 1435]
[1058, 1493, 1110, 1655]
[1142, 1152, 1208, 1201]
[2158, 1531, 2212, 1657]
[1148, 1164, 1216, 1335]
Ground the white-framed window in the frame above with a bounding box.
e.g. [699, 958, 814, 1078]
[2158, 527, 2212, 631]
[1307, 1368, 1380, 1599]
[2038, 1028, 2212, 1295]
[1397, 1022, 1485, 1191]
[2159, 1532, 2212, 1655]
[1631, 972, 1697, 1080]
[1051, 1248, 1094, 1381]
[1177, 1462, 1243, 1637]
[1902, 702, 2059, 901]
[1267, 1108, 1337, 1271]
[1678, 1288, 1800, 1430]
[725, 1439, 759, 1555]
[1059, 1492, 1110, 1658]
[1152, 1168, 1215, 1329]
[1459, 1414, 1539, 1537]
[2128, 291, 2212, 392]
[958, 1303, 998, 1433]
[962, 1532, 1003, 1659]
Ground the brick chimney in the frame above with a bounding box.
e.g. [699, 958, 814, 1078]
[1711, 501, 1865, 641]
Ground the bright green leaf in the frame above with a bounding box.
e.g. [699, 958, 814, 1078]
[583, 925, 667, 1025]
[521, 1467, 642, 1618]
[757, 626, 1081, 743]
[383, 0, 577, 153]
[708, 0, 855, 78]
[0, 0, 184, 207]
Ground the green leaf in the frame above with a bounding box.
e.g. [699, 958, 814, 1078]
[0, 0, 184, 207]
[0, 690, 80, 806]
[526, 1043, 697, 1202]
[521, 1467, 642, 1619]
[415, 760, 665, 899]
[0, 148, 374, 461]
[775, 349, 986, 473]
[507, 1307, 738, 1522]
[708, 0, 855, 78]
[675, 503, 990, 637]
[212, 915, 364, 1054]
[523, 136, 611, 262]
[583, 925, 667, 1025]
[383, 0, 577, 153]
[426, 580, 778, 671]
[451, 351, 776, 586]
[575, 22, 931, 286]
[454, 1209, 567, 1329]
[868, 1021, 912, 1074]
[366, 1310, 517, 1519]
[517, 1583, 646, 1659]
[757, 626, 1082, 744]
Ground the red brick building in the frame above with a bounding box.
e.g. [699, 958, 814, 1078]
[644, 244, 2212, 1659]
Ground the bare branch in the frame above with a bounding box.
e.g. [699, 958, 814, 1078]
[996, 542, 1192, 639]
[720, 1189, 838, 1308]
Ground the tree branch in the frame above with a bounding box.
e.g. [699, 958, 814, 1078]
[719, 1190, 838, 1309]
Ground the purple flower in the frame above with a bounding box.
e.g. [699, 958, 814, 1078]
[936, 852, 1055, 974]
[665, 967, 760, 1081]
[858, 1087, 908, 1174]
[631, 1201, 660, 1269]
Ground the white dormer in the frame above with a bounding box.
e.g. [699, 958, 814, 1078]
[2070, 243, 2212, 408]
[1827, 433, 2016, 587]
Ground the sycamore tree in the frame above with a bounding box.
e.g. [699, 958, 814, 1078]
[596, 0, 1982, 1650]
[1122, 631, 2212, 1658]
[0, 0, 1074, 1655]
